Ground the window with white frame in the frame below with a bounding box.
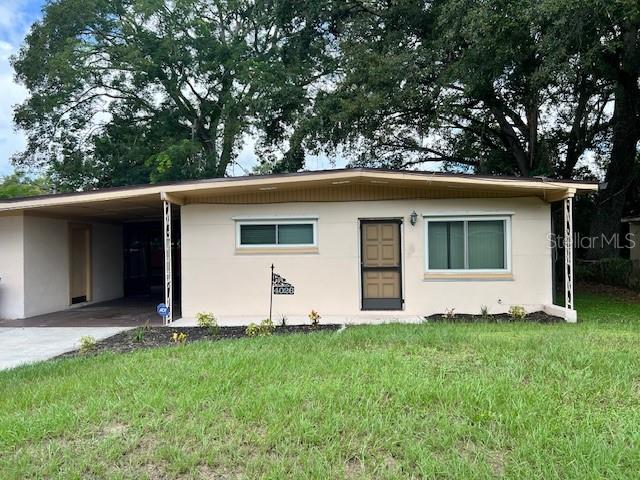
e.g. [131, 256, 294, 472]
[236, 219, 317, 248]
[425, 216, 511, 272]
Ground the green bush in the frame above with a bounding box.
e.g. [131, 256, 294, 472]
[508, 305, 527, 320]
[79, 336, 97, 354]
[308, 310, 321, 327]
[171, 331, 188, 344]
[196, 312, 219, 336]
[246, 318, 275, 337]
[130, 328, 145, 343]
[576, 258, 634, 288]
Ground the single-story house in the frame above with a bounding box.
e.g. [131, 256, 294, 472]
[0, 169, 597, 324]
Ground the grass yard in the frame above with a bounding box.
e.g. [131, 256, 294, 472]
[1, 290, 640, 479]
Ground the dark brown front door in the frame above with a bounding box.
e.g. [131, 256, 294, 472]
[360, 220, 403, 310]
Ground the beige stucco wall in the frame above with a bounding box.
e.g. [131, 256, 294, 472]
[20, 216, 124, 318]
[181, 197, 553, 323]
[23, 216, 70, 317]
[0, 215, 25, 319]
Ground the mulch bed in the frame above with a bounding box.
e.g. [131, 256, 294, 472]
[424, 311, 563, 323]
[59, 324, 342, 358]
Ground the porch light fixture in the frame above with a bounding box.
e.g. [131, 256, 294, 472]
[410, 210, 418, 226]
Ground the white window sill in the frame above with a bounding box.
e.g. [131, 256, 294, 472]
[235, 247, 319, 255]
[423, 272, 514, 281]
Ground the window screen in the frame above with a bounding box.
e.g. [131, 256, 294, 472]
[427, 218, 507, 270]
[239, 223, 314, 246]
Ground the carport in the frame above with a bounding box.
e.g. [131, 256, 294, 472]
[0, 186, 182, 325]
[0, 298, 163, 327]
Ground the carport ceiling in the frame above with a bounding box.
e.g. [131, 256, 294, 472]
[23, 195, 165, 222]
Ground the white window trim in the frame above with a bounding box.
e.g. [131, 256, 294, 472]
[236, 218, 318, 249]
[424, 215, 512, 274]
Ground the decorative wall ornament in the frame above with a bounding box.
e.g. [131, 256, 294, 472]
[272, 273, 295, 295]
[269, 264, 295, 322]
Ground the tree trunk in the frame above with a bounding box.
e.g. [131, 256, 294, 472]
[562, 76, 589, 179]
[587, 76, 640, 259]
[217, 117, 240, 177]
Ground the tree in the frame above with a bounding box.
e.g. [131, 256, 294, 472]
[307, 0, 611, 179]
[547, 0, 640, 258]
[0, 172, 51, 199]
[12, 0, 331, 190]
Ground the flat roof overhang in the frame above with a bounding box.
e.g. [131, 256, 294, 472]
[0, 168, 599, 222]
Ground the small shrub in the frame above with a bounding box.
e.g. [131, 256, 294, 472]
[246, 318, 275, 337]
[79, 336, 96, 354]
[509, 305, 527, 320]
[130, 328, 145, 343]
[280, 315, 287, 327]
[308, 310, 321, 327]
[480, 305, 489, 318]
[246, 323, 260, 337]
[171, 331, 188, 344]
[442, 308, 456, 320]
[196, 312, 219, 336]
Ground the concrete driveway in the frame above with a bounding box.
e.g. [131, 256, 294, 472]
[0, 327, 130, 371]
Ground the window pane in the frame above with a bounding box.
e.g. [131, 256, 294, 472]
[468, 220, 505, 269]
[428, 222, 448, 269]
[428, 221, 464, 269]
[278, 224, 314, 244]
[240, 225, 276, 245]
[449, 221, 465, 269]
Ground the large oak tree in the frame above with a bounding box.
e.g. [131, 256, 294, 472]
[12, 0, 332, 190]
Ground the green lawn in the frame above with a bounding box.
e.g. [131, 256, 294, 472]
[1, 291, 640, 479]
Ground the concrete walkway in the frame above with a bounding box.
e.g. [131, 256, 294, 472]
[0, 327, 130, 371]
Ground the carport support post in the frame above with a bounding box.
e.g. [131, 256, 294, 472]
[163, 200, 173, 325]
[563, 194, 574, 317]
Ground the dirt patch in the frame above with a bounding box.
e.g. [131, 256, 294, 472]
[192, 463, 244, 480]
[424, 311, 562, 323]
[458, 439, 507, 477]
[344, 457, 365, 478]
[576, 281, 640, 303]
[98, 422, 129, 438]
[58, 324, 341, 358]
[487, 450, 506, 477]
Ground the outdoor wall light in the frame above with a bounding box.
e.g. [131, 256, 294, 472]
[410, 210, 418, 226]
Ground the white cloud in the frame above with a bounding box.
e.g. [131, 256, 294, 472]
[0, 0, 41, 176]
[0, 41, 28, 175]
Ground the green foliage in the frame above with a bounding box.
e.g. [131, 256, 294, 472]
[130, 329, 145, 344]
[509, 305, 527, 320]
[196, 312, 219, 336]
[308, 310, 321, 327]
[246, 318, 275, 337]
[12, 0, 331, 189]
[576, 258, 634, 289]
[79, 336, 96, 354]
[0, 172, 50, 199]
[171, 332, 188, 344]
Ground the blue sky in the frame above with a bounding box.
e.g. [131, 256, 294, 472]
[0, 0, 340, 178]
[0, 0, 44, 175]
